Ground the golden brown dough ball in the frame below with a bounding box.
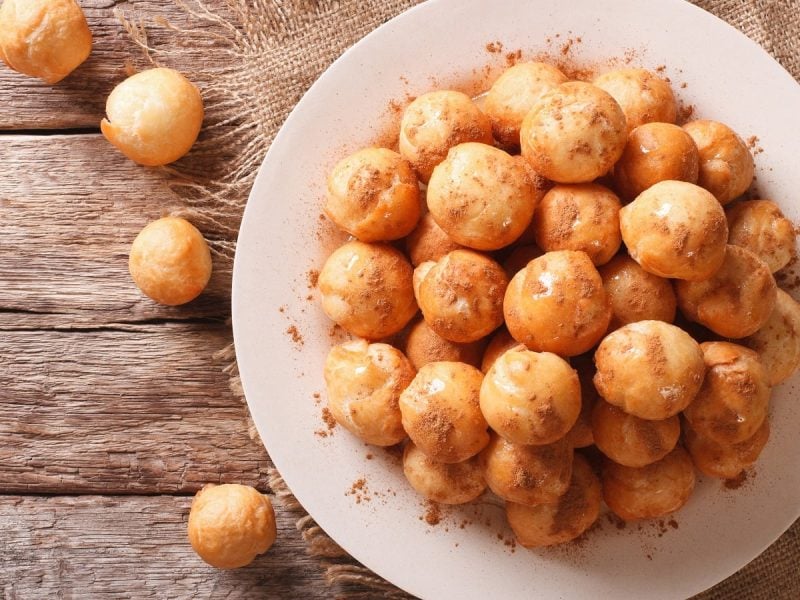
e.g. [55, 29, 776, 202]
[323, 340, 414, 446]
[188, 484, 277, 569]
[619, 180, 728, 281]
[404, 319, 485, 370]
[480, 433, 573, 505]
[593, 320, 705, 420]
[592, 399, 680, 467]
[504, 250, 611, 356]
[506, 455, 601, 547]
[324, 148, 420, 241]
[521, 82, 627, 183]
[744, 289, 800, 386]
[480, 347, 581, 445]
[483, 61, 568, 146]
[403, 441, 486, 504]
[0, 0, 91, 84]
[405, 212, 463, 266]
[416, 249, 508, 343]
[532, 183, 622, 266]
[412, 260, 436, 304]
[599, 254, 677, 330]
[682, 342, 770, 445]
[129, 216, 212, 306]
[503, 244, 543, 278]
[480, 328, 519, 373]
[726, 200, 796, 273]
[593, 68, 677, 133]
[675, 245, 777, 338]
[564, 354, 598, 449]
[399, 361, 489, 463]
[613, 123, 700, 201]
[684, 418, 770, 480]
[102, 68, 204, 166]
[399, 90, 493, 183]
[427, 143, 539, 250]
[683, 120, 754, 205]
[602, 447, 695, 521]
[319, 241, 417, 340]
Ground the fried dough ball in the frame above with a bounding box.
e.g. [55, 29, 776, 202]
[399, 90, 493, 182]
[129, 217, 212, 306]
[532, 183, 622, 265]
[503, 244, 543, 278]
[412, 260, 436, 303]
[613, 123, 700, 201]
[506, 455, 602, 547]
[323, 340, 414, 446]
[683, 120, 754, 205]
[427, 143, 539, 250]
[520, 82, 627, 183]
[480, 328, 519, 373]
[593, 68, 677, 133]
[188, 484, 277, 569]
[602, 447, 695, 521]
[399, 361, 489, 463]
[726, 200, 796, 273]
[319, 241, 417, 340]
[675, 245, 777, 338]
[404, 319, 485, 370]
[416, 250, 508, 343]
[504, 250, 611, 356]
[683, 342, 770, 445]
[101, 68, 204, 167]
[619, 180, 728, 281]
[403, 442, 486, 504]
[483, 61, 568, 146]
[564, 354, 598, 449]
[406, 212, 463, 266]
[744, 289, 800, 386]
[480, 347, 581, 445]
[0, 0, 91, 84]
[324, 148, 420, 241]
[592, 399, 680, 467]
[684, 418, 770, 480]
[593, 321, 705, 420]
[599, 254, 677, 330]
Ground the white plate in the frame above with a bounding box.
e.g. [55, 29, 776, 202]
[232, 1, 800, 598]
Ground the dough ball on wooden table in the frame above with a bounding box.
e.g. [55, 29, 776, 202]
[188, 484, 277, 569]
[593, 68, 677, 133]
[402, 441, 486, 504]
[684, 418, 770, 480]
[405, 212, 463, 267]
[404, 319, 485, 370]
[599, 254, 676, 330]
[726, 199, 796, 273]
[480, 328, 519, 373]
[102, 68, 204, 166]
[743, 289, 800, 386]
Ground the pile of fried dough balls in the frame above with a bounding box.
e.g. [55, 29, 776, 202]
[0, 0, 273, 567]
[320, 59, 800, 549]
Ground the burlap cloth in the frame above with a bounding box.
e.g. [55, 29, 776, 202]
[123, 1, 799, 597]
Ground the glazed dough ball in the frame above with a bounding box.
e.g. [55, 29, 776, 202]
[399, 90, 493, 182]
[602, 447, 695, 521]
[480, 433, 573, 505]
[480, 347, 581, 445]
[564, 354, 598, 449]
[412, 260, 436, 303]
[506, 455, 602, 547]
[399, 361, 489, 463]
[0, 0, 91, 84]
[403, 441, 486, 504]
[404, 319, 485, 370]
[532, 183, 622, 266]
[324, 148, 421, 241]
[427, 143, 539, 251]
[592, 399, 680, 467]
[417, 249, 508, 343]
[593, 68, 677, 133]
[675, 245, 777, 338]
[613, 123, 700, 201]
[188, 484, 277, 569]
[406, 212, 463, 266]
[504, 250, 611, 356]
[684, 418, 770, 480]
[483, 61, 568, 146]
[480, 328, 519, 373]
[101, 68, 204, 166]
[683, 342, 771, 445]
[619, 180, 728, 281]
[744, 289, 800, 385]
[319, 241, 417, 340]
[593, 321, 705, 420]
[599, 254, 677, 330]
[323, 340, 415, 446]
[726, 200, 796, 273]
[129, 217, 212, 306]
[683, 120, 754, 205]
[521, 82, 627, 183]
[503, 244, 543, 278]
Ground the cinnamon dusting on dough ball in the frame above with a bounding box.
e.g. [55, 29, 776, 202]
[593, 68, 677, 133]
[403, 441, 486, 504]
